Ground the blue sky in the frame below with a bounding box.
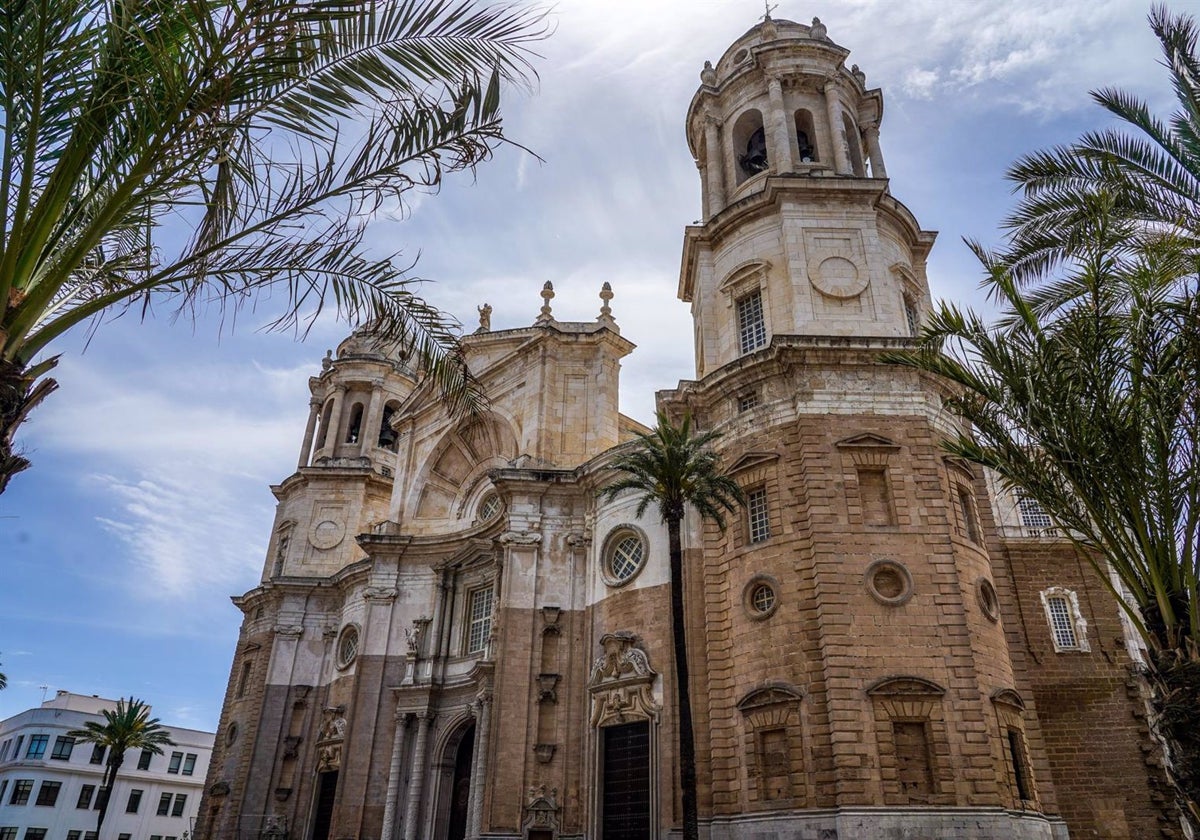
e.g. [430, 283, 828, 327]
[0, 0, 1182, 730]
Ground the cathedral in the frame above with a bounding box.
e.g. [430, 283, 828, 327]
[196, 15, 1180, 840]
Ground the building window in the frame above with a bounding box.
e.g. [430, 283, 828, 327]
[157, 793, 172, 817]
[12, 737, 22, 759]
[167, 752, 183, 774]
[477, 492, 502, 522]
[182, 753, 197, 776]
[235, 659, 253, 699]
[892, 720, 935, 803]
[0, 782, 5, 803]
[67, 832, 81, 840]
[10, 780, 32, 805]
[77, 785, 95, 809]
[466, 586, 494, 654]
[603, 529, 647, 587]
[137, 750, 152, 771]
[125, 789, 142, 814]
[1007, 728, 1032, 801]
[742, 575, 781, 621]
[0, 738, 10, 760]
[150, 835, 162, 840]
[737, 685, 805, 807]
[904, 295, 920, 337]
[22, 830, 45, 840]
[737, 290, 767, 355]
[955, 485, 980, 543]
[1017, 494, 1054, 531]
[118, 835, 131, 840]
[50, 736, 75, 761]
[33, 782, 59, 807]
[1041, 587, 1090, 652]
[25, 735, 48, 759]
[83, 833, 96, 840]
[857, 467, 895, 526]
[93, 790, 105, 810]
[866, 559, 915, 607]
[747, 487, 770, 544]
[171, 794, 187, 818]
[336, 625, 360, 669]
[737, 391, 760, 412]
[89, 745, 105, 765]
[0, 828, 16, 840]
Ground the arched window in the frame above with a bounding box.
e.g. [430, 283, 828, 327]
[377, 402, 400, 450]
[732, 109, 768, 184]
[344, 402, 364, 444]
[315, 400, 333, 449]
[794, 109, 818, 162]
[842, 112, 865, 176]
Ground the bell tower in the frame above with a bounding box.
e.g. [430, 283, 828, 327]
[680, 15, 936, 376]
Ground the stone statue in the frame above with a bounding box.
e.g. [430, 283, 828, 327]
[810, 16, 828, 40]
[477, 303, 492, 333]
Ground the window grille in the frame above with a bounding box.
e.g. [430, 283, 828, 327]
[747, 488, 771, 543]
[1017, 495, 1053, 529]
[467, 586, 494, 654]
[737, 392, 760, 412]
[904, 297, 920, 337]
[737, 291, 767, 355]
[1046, 596, 1078, 649]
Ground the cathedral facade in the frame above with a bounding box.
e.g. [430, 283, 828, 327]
[197, 16, 1178, 840]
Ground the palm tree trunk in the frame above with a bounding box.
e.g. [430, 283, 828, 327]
[1150, 649, 1200, 831]
[667, 516, 700, 840]
[96, 753, 124, 838]
[0, 356, 57, 494]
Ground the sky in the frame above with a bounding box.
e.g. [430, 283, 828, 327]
[0, 0, 1184, 731]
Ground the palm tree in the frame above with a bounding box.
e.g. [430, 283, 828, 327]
[69, 698, 176, 838]
[0, 0, 548, 493]
[600, 413, 744, 840]
[885, 218, 1200, 830]
[1000, 5, 1200, 283]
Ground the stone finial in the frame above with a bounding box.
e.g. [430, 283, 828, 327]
[476, 302, 492, 333]
[810, 16, 828, 40]
[321, 349, 333, 370]
[851, 64, 866, 86]
[598, 282, 614, 323]
[536, 281, 555, 323]
[700, 60, 717, 86]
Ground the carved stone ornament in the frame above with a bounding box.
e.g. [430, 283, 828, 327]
[208, 781, 230, 798]
[363, 586, 397, 603]
[587, 631, 660, 727]
[522, 785, 560, 833]
[315, 706, 347, 771]
[499, 530, 542, 545]
[273, 624, 304, 638]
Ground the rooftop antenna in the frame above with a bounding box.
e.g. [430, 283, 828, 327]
[39, 685, 49, 702]
[761, 0, 777, 21]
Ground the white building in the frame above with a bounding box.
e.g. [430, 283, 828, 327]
[0, 693, 213, 840]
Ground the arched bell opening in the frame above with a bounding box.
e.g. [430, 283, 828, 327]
[732, 109, 768, 184]
[842, 112, 866, 177]
[794, 109, 818, 163]
[378, 400, 401, 451]
[344, 402, 364, 444]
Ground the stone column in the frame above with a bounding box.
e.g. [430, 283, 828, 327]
[323, 385, 346, 456]
[823, 79, 851, 175]
[380, 711, 410, 840]
[703, 115, 725, 218]
[862, 122, 887, 179]
[402, 712, 434, 840]
[297, 398, 320, 469]
[467, 693, 492, 840]
[360, 386, 384, 457]
[766, 74, 794, 174]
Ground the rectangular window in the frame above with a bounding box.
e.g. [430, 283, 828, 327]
[23, 829, 46, 840]
[167, 752, 183, 774]
[956, 486, 979, 543]
[157, 793, 172, 816]
[892, 720, 934, 803]
[904, 296, 920, 337]
[0, 828, 16, 840]
[182, 754, 197, 776]
[126, 789, 142, 814]
[12, 737, 22, 759]
[51, 736, 75, 761]
[758, 727, 792, 800]
[118, 835, 131, 840]
[236, 660, 253, 699]
[94, 789, 107, 811]
[466, 586, 494, 654]
[747, 487, 770, 544]
[89, 744, 105, 765]
[1046, 596, 1078, 649]
[737, 391, 759, 412]
[1007, 728, 1032, 801]
[171, 794, 187, 817]
[857, 467, 895, 526]
[83, 833, 96, 840]
[34, 782, 60, 807]
[0, 781, 6, 802]
[76, 785, 95, 809]
[10, 780, 33, 805]
[137, 750, 152, 771]
[1017, 495, 1053, 530]
[736, 290, 767, 355]
[0, 739, 10, 761]
[150, 835, 163, 840]
[67, 832, 81, 840]
[25, 735, 48, 759]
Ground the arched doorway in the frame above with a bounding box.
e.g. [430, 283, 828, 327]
[432, 720, 476, 840]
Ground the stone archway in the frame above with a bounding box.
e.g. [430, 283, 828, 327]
[432, 720, 476, 840]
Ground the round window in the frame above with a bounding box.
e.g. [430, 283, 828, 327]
[602, 527, 647, 587]
[866, 559, 914, 606]
[337, 625, 360, 668]
[742, 575, 781, 620]
[226, 722, 239, 746]
[478, 492, 502, 522]
[977, 577, 1001, 622]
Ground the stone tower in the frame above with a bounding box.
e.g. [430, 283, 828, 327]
[196, 13, 1177, 840]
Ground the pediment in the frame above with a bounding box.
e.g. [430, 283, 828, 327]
[727, 451, 779, 474]
[438, 539, 496, 571]
[718, 259, 772, 293]
[736, 682, 805, 712]
[866, 675, 946, 696]
[836, 433, 900, 451]
[991, 688, 1025, 710]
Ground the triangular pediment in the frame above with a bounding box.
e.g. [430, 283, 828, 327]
[835, 433, 900, 450]
[727, 451, 779, 474]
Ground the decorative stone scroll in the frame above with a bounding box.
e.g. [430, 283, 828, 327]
[587, 631, 660, 727]
[522, 785, 560, 834]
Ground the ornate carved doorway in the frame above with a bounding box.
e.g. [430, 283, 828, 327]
[601, 721, 651, 840]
